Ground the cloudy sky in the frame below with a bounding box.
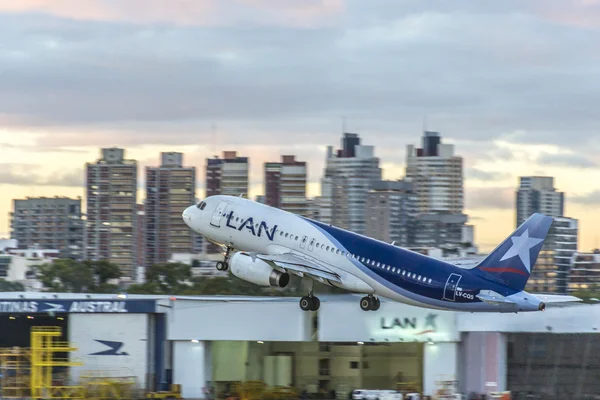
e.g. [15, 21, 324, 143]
[1, 0, 600, 252]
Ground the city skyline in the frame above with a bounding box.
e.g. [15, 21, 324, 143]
[1, 1, 600, 251]
[1, 139, 597, 253]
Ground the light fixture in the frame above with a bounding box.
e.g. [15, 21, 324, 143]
[257, 341, 264, 344]
[117, 293, 127, 299]
[191, 339, 199, 343]
[9, 316, 15, 320]
[57, 317, 64, 321]
[27, 316, 34, 319]
[357, 341, 364, 345]
[427, 338, 435, 345]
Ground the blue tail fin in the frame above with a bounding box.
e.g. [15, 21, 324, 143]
[473, 213, 554, 291]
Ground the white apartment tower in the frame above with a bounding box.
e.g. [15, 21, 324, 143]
[320, 133, 381, 234]
[405, 131, 463, 214]
[516, 176, 564, 227]
[85, 148, 137, 277]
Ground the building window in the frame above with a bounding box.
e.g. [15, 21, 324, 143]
[350, 361, 359, 369]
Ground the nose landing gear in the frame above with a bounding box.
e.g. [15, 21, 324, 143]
[216, 246, 233, 271]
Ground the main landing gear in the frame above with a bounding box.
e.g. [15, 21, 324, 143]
[299, 280, 320, 311]
[216, 246, 233, 271]
[360, 295, 380, 311]
[299, 295, 320, 311]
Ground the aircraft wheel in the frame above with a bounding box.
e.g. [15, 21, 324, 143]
[300, 296, 314, 311]
[311, 296, 320, 311]
[216, 261, 227, 271]
[371, 297, 380, 311]
[360, 296, 373, 311]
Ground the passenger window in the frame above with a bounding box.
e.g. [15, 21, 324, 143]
[326, 246, 330, 251]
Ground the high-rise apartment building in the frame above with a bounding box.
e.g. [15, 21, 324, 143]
[85, 148, 137, 277]
[405, 131, 463, 214]
[145, 152, 196, 267]
[516, 176, 564, 227]
[568, 250, 600, 293]
[526, 216, 578, 294]
[135, 203, 145, 268]
[10, 197, 84, 259]
[205, 151, 249, 253]
[320, 133, 381, 234]
[365, 180, 417, 247]
[265, 155, 308, 216]
[206, 151, 249, 197]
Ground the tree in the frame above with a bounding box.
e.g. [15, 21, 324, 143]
[0, 279, 25, 292]
[142, 262, 192, 294]
[38, 258, 94, 292]
[37, 258, 123, 293]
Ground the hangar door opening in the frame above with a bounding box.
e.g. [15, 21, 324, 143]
[209, 341, 423, 397]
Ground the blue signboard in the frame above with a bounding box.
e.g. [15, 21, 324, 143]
[0, 299, 156, 314]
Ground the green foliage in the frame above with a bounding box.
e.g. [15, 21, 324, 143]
[37, 259, 122, 293]
[0, 279, 25, 292]
[34, 257, 347, 298]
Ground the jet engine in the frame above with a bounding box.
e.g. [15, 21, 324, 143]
[229, 252, 290, 288]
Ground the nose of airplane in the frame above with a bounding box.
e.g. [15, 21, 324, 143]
[182, 205, 195, 225]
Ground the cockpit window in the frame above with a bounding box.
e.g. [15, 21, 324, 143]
[197, 201, 206, 210]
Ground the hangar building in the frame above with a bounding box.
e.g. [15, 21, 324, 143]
[0, 292, 597, 399]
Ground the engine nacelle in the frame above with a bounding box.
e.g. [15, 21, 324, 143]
[229, 252, 290, 288]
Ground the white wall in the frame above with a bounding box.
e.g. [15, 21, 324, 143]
[457, 304, 600, 333]
[166, 299, 311, 341]
[173, 341, 210, 399]
[319, 298, 459, 342]
[423, 342, 457, 396]
[69, 314, 149, 389]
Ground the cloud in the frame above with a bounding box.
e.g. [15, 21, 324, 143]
[0, 0, 342, 27]
[0, 0, 599, 157]
[0, 164, 83, 187]
[465, 187, 515, 210]
[571, 190, 600, 205]
[536, 151, 597, 168]
[466, 168, 511, 181]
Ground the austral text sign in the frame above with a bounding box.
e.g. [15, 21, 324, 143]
[0, 300, 156, 314]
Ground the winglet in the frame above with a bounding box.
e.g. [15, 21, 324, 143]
[473, 213, 554, 291]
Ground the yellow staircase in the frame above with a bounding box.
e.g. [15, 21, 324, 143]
[30, 326, 84, 399]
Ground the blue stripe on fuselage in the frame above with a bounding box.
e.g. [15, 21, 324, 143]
[302, 217, 519, 307]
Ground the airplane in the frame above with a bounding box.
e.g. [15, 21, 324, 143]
[182, 195, 581, 313]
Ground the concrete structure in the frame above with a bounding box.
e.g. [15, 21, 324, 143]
[10, 197, 84, 260]
[0, 292, 593, 399]
[0, 292, 596, 399]
[568, 250, 600, 292]
[412, 213, 473, 250]
[405, 132, 463, 214]
[320, 133, 381, 234]
[516, 176, 564, 227]
[205, 151, 249, 253]
[135, 204, 145, 268]
[365, 180, 417, 247]
[206, 151, 249, 198]
[145, 153, 196, 267]
[169, 253, 228, 277]
[526, 216, 578, 294]
[265, 155, 308, 216]
[85, 148, 138, 277]
[0, 249, 59, 291]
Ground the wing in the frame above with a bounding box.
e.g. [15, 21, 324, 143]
[253, 252, 342, 284]
[532, 294, 582, 304]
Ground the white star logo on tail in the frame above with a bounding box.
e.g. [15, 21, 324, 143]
[499, 229, 544, 272]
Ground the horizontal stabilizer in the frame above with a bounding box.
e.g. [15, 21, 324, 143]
[533, 294, 582, 304]
[476, 293, 517, 306]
